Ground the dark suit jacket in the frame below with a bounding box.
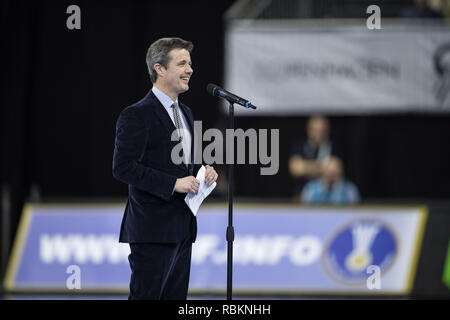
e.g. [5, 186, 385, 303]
[112, 89, 201, 243]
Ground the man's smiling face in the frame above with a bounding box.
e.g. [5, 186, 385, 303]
[158, 48, 193, 99]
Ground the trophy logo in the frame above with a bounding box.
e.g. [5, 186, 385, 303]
[323, 219, 396, 285]
[345, 223, 380, 272]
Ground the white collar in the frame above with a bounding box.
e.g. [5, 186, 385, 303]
[152, 86, 179, 110]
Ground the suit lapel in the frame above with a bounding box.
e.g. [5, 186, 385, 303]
[179, 103, 196, 171]
[179, 103, 194, 137]
[145, 90, 194, 137]
[145, 90, 177, 136]
[144, 89, 195, 169]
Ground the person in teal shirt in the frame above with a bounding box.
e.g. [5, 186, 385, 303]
[301, 156, 360, 204]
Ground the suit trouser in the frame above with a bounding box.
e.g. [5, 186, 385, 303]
[128, 236, 192, 300]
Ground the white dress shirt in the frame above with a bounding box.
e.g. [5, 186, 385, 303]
[152, 86, 192, 165]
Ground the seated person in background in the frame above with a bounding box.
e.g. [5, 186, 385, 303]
[301, 156, 360, 205]
[289, 115, 340, 201]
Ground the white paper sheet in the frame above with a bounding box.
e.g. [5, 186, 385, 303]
[184, 165, 216, 216]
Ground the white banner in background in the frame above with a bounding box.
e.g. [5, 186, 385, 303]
[225, 23, 450, 115]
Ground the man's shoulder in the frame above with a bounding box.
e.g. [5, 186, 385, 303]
[120, 92, 158, 117]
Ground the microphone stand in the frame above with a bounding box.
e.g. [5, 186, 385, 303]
[226, 101, 234, 301]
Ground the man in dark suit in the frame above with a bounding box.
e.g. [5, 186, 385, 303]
[112, 37, 218, 300]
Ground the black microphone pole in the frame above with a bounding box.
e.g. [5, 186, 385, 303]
[226, 101, 234, 301]
[206, 84, 256, 300]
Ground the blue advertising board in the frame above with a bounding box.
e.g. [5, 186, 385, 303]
[4, 203, 427, 295]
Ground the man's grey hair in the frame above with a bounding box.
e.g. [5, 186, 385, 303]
[146, 37, 194, 83]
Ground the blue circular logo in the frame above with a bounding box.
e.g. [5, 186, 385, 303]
[323, 219, 397, 283]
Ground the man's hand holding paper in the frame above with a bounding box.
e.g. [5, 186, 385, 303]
[184, 165, 218, 216]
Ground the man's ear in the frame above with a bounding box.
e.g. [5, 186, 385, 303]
[154, 63, 165, 78]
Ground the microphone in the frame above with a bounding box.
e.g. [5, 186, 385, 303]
[207, 83, 257, 109]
